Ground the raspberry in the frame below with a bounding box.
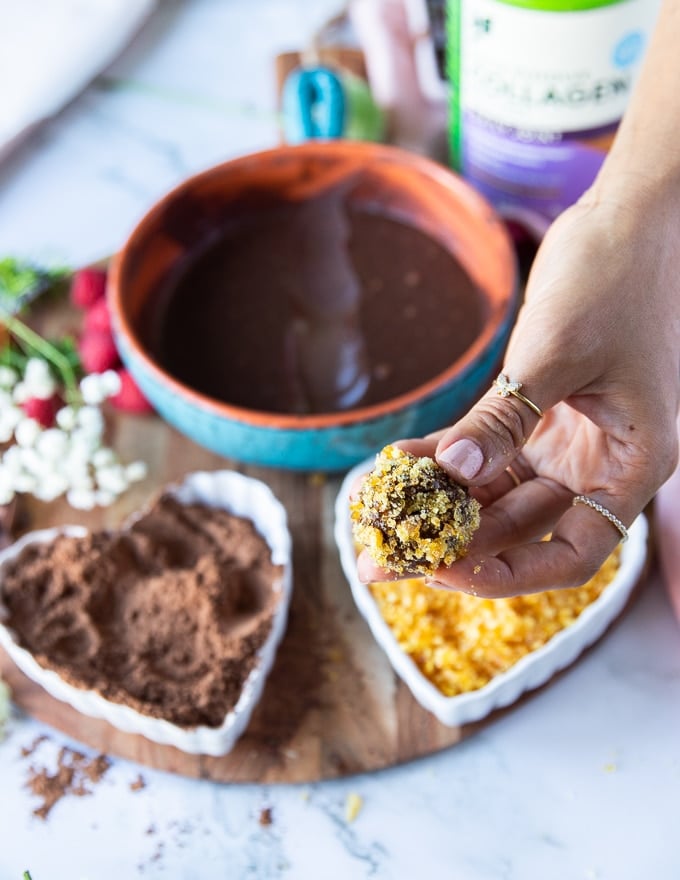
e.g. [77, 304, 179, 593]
[109, 369, 154, 414]
[78, 330, 120, 374]
[70, 268, 107, 309]
[22, 394, 61, 428]
[84, 297, 112, 334]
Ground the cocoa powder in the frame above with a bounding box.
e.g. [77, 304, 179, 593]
[130, 773, 146, 791]
[2, 495, 282, 727]
[25, 745, 111, 820]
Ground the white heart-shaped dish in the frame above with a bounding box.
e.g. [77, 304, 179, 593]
[0, 470, 293, 756]
[334, 458, 648, 727]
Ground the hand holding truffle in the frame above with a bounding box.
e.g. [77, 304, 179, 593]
[457, 190, 680, 593]
[358, 185, 680, 597]
[356, 4, 680, 597]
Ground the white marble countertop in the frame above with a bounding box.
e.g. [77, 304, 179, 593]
[1, 2, 679, 877]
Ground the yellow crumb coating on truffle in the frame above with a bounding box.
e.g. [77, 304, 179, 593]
[351, 445, 481, 576]
[370, 549, 620, 696]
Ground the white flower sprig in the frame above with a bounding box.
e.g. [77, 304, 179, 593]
[0, 362, 147, 510]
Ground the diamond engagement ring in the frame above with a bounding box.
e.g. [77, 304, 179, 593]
[493, 373, 544, 419]
[572, 495, 629, 543]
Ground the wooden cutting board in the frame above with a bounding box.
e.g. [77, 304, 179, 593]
[0, 298, 646, 783]
[0, 292, 482, 780]
[0, 415, 482, 782]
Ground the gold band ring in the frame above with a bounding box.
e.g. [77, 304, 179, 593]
[572, 495, 629, 543]
[505, 465, 522, 487]
[493, 373, 544, 419]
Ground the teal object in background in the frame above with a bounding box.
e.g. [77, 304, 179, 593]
[282, 66, 384, 144]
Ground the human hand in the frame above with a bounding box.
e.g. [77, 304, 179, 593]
[358, 184, 680, 596]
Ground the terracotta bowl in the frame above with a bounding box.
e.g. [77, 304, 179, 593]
[109, 142, 518, 471]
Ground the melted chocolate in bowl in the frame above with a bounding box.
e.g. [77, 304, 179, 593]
[144, 191, 486, 415]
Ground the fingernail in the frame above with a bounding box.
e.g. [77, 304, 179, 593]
[357, 555, 375, 583]
[437, 439, 483, 480]
[424, 578, 454, 591]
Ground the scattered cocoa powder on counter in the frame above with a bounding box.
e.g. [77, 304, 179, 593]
[20, 734, 49, 758]
[258, 806, 273, 827]
[82, 752, 111, 784]
[130, 773, 146, 792]
[1, 494, 283, 728]
[25, 746, 111, 820]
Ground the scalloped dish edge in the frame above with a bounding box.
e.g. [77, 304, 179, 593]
[0, 470, 293, 756]
[334, 459, 649, 727]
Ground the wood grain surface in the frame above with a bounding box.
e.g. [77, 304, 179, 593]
[0, 296, 488, 781]
[0, 299, 647, 783]
[0, 414, 483, 782]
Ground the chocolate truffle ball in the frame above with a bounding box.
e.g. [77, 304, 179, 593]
[351, 445, 481, 576]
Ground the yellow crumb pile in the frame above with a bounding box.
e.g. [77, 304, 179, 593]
[369, 549, 620, 696]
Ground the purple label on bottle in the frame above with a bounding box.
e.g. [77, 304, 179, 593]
[461, 111, 612, 234]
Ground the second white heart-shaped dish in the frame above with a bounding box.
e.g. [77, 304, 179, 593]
[335, 458, 648, 727]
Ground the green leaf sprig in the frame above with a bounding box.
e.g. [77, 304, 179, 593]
[0, 257, 68, 315]
[0, 256, 79, 402]
[0, 313, 81, 403]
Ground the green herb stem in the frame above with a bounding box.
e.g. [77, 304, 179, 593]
[1, 311, 79, 402]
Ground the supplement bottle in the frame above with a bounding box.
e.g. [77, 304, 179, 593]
[447, 0, 661, 236]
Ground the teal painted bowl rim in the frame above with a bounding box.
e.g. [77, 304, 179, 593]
[109, 141, 518, 431]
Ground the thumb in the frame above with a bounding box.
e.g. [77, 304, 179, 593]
[434, 367, 563, 485]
